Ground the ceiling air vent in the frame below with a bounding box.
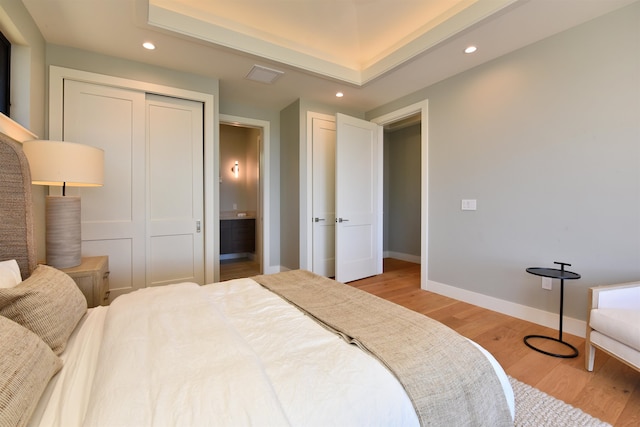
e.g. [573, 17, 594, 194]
[245, 65, 284, 84]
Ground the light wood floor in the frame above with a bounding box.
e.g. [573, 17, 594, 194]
[220, 257, 260, 282]
[349, 259, 640, 427]
[221, 257, 639, 426]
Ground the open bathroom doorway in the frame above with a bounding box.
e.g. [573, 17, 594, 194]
[219, 115, 270, 281]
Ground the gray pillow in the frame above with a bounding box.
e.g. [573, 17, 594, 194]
[0, 264, 87, 354]
[0, 316, 62, 427]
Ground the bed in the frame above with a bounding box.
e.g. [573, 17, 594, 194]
[0, 131, 514, 426]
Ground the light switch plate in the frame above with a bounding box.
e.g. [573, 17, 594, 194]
[461, 199, 477, 211]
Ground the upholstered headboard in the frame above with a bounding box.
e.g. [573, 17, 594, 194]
[0, 132, 37, 279]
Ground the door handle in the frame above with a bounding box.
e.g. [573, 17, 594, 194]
[337, 218, 349, 223]
[314, 217, 325, 222]
[196, 220, 201, 233]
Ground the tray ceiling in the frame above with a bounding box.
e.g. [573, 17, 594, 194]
[148, 0, 516, 84]
[19, 0, 638, 110]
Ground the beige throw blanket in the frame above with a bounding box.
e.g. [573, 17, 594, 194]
[253, 270, 512, 427]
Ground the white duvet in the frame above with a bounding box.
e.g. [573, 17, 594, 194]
[32, 278, 513, 426]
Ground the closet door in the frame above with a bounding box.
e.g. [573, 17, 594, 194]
[63, 80, 146, 300]
[146, 95, 204, 286]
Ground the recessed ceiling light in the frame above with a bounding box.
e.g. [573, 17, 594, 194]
[464, 46, 477, 54]
[143, 42, 156, 50]
[336, 92, 344, 98]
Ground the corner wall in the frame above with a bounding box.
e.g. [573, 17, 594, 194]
[367, 2, 640, 322]
[279, 100, 301, 270]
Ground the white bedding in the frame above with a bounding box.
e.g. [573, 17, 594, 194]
[29, 307, 108, 426]
[31, 278, 513, 426]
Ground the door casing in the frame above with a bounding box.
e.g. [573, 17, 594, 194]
[219, 114, 272, 276]
[370, 100, 429, 290]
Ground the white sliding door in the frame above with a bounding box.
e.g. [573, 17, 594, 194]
[63, 80, 146, 300]
[146, 94, 204, 286]
[62, 80, 206, 300]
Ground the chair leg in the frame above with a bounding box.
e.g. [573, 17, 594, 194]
[586, 342, 596, 371]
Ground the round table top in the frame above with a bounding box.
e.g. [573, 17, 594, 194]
[526, 267, 580, 280]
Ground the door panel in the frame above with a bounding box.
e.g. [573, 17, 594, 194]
[63, 80, 146, 301]
[146, 95, 204, 286]
[311, 117, 336, 277]
[335, 113, 382, 283]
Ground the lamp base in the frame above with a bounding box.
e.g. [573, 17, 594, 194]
[46, 196, 81, 269]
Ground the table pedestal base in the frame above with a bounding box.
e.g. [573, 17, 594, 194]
[523, 334, 579, 358]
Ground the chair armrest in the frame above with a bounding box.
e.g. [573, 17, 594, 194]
[590, 282, 640, 311]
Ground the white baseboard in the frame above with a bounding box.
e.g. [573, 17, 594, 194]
[384, 251, 421, 264]
[426, 279, 587, 338]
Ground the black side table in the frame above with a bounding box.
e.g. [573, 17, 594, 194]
[524, 261, 580, 358]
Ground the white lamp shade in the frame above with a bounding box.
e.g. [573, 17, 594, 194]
[22, 140, 104, 187]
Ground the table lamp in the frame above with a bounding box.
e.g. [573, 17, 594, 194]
[22, 140, 104, 269]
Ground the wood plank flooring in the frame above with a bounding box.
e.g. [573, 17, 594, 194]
[219, 257, 260, 281]
[220, 257, 639, 426]
[349, 259, 640, 427]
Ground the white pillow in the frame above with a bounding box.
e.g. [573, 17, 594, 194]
[0, 259, 22, 288]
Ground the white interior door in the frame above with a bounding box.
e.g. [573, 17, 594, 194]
[63, 80, 146, 301]
[311, 117, 336, 277]
[146, 95, 204, 286]
[335, 113, 383, 282]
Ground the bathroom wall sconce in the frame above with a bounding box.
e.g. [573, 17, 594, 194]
[231, 161, 239, 178]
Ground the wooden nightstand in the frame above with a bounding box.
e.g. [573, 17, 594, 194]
[61, 256, 110, 308]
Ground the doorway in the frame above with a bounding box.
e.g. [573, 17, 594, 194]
[302, 102, 428, 286]
[371, 100, 429, 289]
[304, 113, 382, 283]
[383, 114, 421, 266]
[219, 115, 271, 281]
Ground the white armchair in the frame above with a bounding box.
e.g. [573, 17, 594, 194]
[585, 282, 640, 372]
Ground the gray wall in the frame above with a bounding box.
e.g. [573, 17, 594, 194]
[368, 2, 640, 321]
[0, 0, 45, 135]
[46, 45, 218, 99]
[279, 100, 301, 270]
[384, 124, 421, 257]
[0, 0, 47, 260]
